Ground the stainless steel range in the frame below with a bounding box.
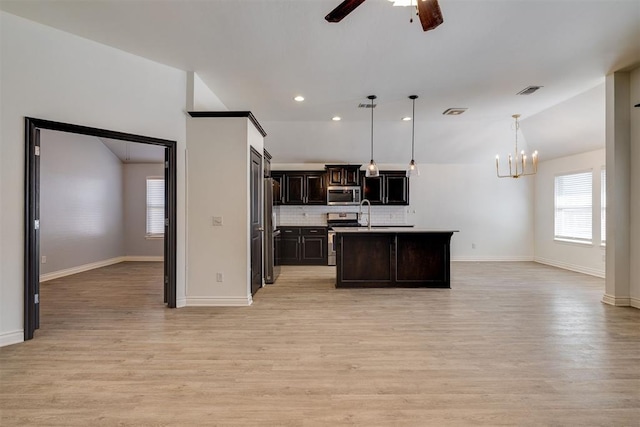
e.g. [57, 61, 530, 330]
[327, 212, 360, 266]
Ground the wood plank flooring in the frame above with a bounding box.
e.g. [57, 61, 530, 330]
[1, 261, 639, 426]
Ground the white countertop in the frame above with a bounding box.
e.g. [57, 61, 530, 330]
[334, 228, 459, 233]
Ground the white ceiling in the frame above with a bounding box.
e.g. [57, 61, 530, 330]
[100, 138, 165, 164]
[2, 0, 638, 164]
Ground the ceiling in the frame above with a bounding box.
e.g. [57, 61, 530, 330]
[2, 0, 639, 164]
[100, 138, 165, 164]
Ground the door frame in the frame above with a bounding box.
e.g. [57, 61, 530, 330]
[24, 117, 178, 341]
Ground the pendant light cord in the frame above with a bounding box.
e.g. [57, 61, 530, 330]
[411, 97, 416, 159]
[370, 96, 375, 161]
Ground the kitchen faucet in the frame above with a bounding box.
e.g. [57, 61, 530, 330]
[359, 199, 371, 230]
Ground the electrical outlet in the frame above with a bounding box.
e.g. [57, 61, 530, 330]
[471, 243, 476, 249]
[212, 216, 223, 226]
[216, 272, 224, 282]
[41, 255, 47, 264]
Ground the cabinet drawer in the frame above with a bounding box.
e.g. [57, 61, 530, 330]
[301, 227, 326, 236]
[280, 227, 301, 235]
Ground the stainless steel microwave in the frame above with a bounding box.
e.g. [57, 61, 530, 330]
[327, 186, 361, 205]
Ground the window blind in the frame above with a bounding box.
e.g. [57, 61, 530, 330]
[554, 171, 592, 242]
[601, 168, 606, 244]
[146, 178, 165, 237]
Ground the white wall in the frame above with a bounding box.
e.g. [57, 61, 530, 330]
[407, 164, 534, 260]
[123, 163, 165, 258]
[40, 131, 125, 275]
[186, 117, 263, 306]
[534, 149, 606, 277]
[0, 12, 188, 346]
[630, 66, 640, 307]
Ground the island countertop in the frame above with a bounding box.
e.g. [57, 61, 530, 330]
[334, 227, 459, 233]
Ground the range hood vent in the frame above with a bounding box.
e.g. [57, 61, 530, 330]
[517, 86, 543, 95]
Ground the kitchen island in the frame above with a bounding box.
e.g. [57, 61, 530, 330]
[334, 228, 457, 288]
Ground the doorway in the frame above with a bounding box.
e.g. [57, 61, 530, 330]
[24, 117, 178, 341]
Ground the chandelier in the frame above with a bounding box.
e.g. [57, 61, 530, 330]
[496, 114, 538, 179]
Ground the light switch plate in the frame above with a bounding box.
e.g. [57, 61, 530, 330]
[213, 216, 223, 226]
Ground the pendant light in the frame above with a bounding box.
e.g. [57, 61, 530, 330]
[406, 95, 420, 177]
[365, 95, 379, 177]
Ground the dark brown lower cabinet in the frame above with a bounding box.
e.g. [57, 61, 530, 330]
[335, 231, 456, 288]
[278, 227, 328, 265]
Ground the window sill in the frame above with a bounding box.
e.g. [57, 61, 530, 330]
[145, 235, 164, 240]
[554, 237, 592, 247]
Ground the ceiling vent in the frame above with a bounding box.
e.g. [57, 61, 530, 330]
[358, 103, 377, 108]
[517, 86, 543, 95]
[442, 108, 467, 115]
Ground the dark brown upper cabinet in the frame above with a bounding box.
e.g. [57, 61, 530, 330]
[361, 171, 409, 205]
[277, 171, 327, 205]
[271, 171, 284, 205]
[326, 165, 361, 186]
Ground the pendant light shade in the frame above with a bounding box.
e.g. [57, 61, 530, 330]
[406, 95, 420, 177]
[365, 95, 379, 177]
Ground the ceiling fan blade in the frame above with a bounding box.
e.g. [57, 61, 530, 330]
[325, 0, 366, 23]
[417, 0, 444, 32]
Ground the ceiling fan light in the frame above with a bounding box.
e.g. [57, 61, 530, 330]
[388, 0, 417, 6]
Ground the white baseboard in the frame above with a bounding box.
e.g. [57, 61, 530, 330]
[40, 256, 125, 282]
[534, 257, 605, 278]
[123, 256, 164, 262]
[186, 296, 253, 306]
[0, 330, 24, 347]
[40, 256, 164, 282]
[602, 294, 630, 306]
[451, 256, 534, 262]
[631, 297, 640, 309]
[176, 297, 187, 308]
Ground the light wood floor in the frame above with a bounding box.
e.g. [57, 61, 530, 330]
[1, 262, 639, 426]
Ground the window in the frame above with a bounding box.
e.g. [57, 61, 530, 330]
[554, 171, 592, 243]
[601, 168, 606, 245]
[146, 177, 165, 237]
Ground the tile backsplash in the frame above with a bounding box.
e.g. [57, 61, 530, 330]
[275, 205, 407, 226]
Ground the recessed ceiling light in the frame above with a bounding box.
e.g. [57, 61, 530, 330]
[332, 116, 341, 121]
[402, 117, 412, 121]
[443, 108, 468, 115]
[294, 95, 305, 102]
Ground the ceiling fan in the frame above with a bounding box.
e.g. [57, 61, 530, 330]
[325, 0, 444, 32]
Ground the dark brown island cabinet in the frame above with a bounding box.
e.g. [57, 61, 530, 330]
[334, 229, 458, 288]
[277, 226, 328, 265]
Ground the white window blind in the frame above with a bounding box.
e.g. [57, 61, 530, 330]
[554, 171, 592, 243]
[601, 168, 606, 244]
[146, 178, 165, 237]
